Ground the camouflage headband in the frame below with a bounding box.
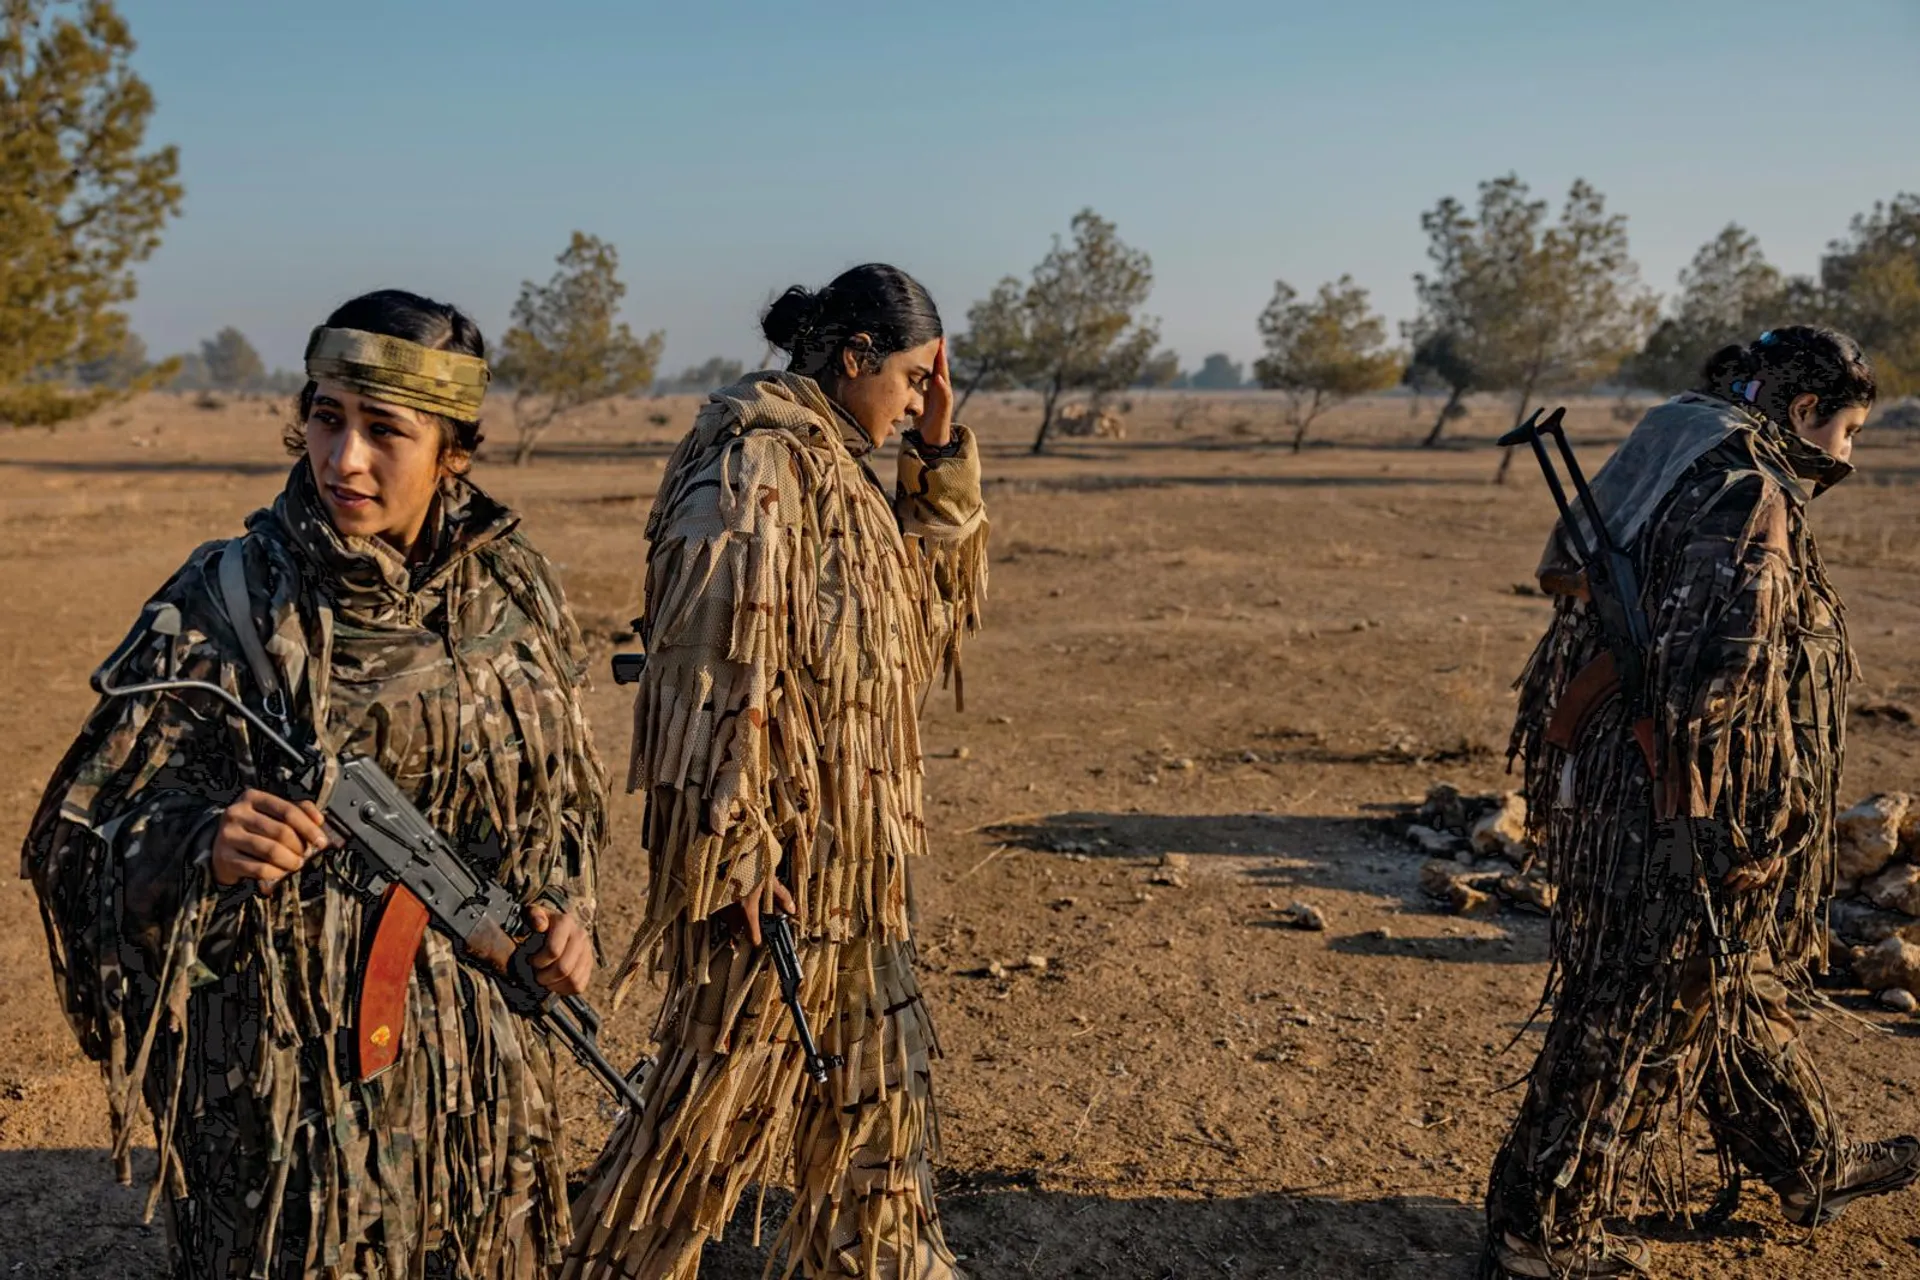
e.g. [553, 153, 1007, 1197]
[304, 326, 490, 421]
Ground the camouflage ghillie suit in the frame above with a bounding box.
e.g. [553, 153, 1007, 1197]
[1486, 394, 1855, 1252]
[565, 373, 987, 1279]
[23, 463, 607, 1278]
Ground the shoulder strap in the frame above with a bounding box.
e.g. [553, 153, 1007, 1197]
[218, 537, 287, 723]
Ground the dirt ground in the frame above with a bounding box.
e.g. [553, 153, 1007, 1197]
[5, 388, 1920, 1279]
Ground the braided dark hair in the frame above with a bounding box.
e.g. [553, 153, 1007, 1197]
[287, 289, 488, 465]
[1699, 325, 1876, 430]
[760, 264, 942, 382]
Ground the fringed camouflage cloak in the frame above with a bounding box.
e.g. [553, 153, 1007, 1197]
[1496, 394, 1854, 1233]
[567, 373, 987, 1279]
[23, 463, 607, 1278]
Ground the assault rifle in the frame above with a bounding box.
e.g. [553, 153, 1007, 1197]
[92, 661, 646, 1112]
[1501, 409, 1742, 966]
[1500, 407, 1654, 757]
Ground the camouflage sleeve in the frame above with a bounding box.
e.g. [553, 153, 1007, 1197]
[22, 554, 257, 1066]
[1646, 473, 1797, 826]
[623, 432, 816, 939]
[896, 423, 988, 704]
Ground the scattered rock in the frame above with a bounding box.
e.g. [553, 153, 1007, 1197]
[985, 961, 1010, 980]
[1158, 853, 1190, 871]
[1147, 870, 1188, 889]
[1852, 936, 1920, 994]
[1830, 899, 1918, 947]
[1169, 757, 1195, 771]
[1053, 403, 1126, 439]
[953, 745, 973, 760]
[1880, 988, 1919, 1013]
[1416, 784, 1472, 834]
[1496, 873, 1556, 914]
[1448, 882, 1496, 915]
[1470, 793, 1529, 862]
[1865, 862, 1920, 917]
[1419, 859, 1462, 898]
[1021, 954, 1050, 972]
[1837, 793, 1911, 880]
[1277, 902, 1327, 932]
[1406, 824, 1461, 856]
[988, 714, 1014, 725]
[1048, 896, 1078, 911]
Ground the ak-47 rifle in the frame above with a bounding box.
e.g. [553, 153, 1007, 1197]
[1500, 407, 1656, 766]
[1500, 409, 1740, 967]
[92, 662, 646, 1112]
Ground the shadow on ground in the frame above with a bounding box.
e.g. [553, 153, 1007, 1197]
[980, 811, 1545, 966]
[699, 1175, 1483, 1279]
[4, 1149, 1483, 1278]
[0, 1148, 167, 1277]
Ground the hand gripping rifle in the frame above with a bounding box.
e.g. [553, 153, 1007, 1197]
[1500, 409, 1742, 968]
[92, 663, 646, 1112]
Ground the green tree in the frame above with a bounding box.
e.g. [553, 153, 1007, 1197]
[1819, 193, 1920, 397]
[201, 326, 264, 390]
[1413, 175, 1656, 480]
[1401, 328, 1478, 446]
[163, 350, 209, 390]
[0, 0, 182, 426]
[655, 355, 744, 394]
[1254, 275, 1401, 452]
[1134, 348, 1181, 389]
[73, 323, 146, 387]
[1625, 223, 1782, 393]
[950, 275, 1035, 415]
[1022, 209, 1158, 453]
[1188, 353, 1244, 390]
[496, 231, 664, 465]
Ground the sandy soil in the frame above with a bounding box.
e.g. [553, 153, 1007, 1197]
[4, 388, 1920, 1279]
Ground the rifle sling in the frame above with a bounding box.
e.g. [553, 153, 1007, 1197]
[215, 536, 437, 1083]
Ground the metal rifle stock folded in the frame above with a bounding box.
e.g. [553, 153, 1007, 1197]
[762, 913, 843, 1086]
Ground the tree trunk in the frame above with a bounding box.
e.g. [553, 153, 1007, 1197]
[1031, 377, 1064, 454]
[954, 364, 989, 417]
[1493, 390, 1534, 484]
[1289, 390, 1324, 453]
[1422, 386, 1464, 447]
[514, 404, 554, 466]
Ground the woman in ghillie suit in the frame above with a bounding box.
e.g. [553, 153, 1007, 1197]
[23, 289, 607, 1278]
[1483, 327, 1917, 1278]
[565, 264, 987, 1280]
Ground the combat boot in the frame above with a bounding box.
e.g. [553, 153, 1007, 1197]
[1484, 1229, 1652, 1278]
[1772, 1136, 1920, 1227]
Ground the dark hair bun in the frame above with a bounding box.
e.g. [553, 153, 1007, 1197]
[1700, 342, 1756, 388]
[761, 286, 823, 352]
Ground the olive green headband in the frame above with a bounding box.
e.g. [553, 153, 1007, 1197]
[304, 326, 490, 421]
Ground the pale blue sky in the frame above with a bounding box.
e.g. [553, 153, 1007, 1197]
[115, 0, 1920, 376]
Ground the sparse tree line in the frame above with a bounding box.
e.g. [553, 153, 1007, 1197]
[4, 0, 1916, 470]
[955, 181, 1919, 458]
